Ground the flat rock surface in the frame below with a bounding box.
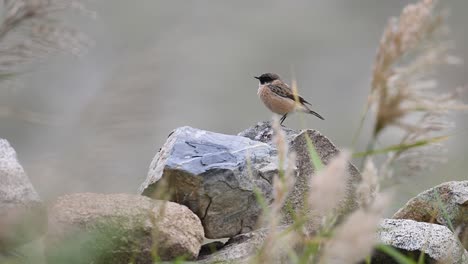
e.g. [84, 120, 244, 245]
[46, 193, 204, 263]
[393, 181, 468, 249]
[0, 138, 45, 250]
[139, 126, 278, 239]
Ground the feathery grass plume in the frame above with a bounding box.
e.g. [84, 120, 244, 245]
[308, 151, 349, 219]
[252, 156, 298, 263]
[0, 0, 93, 73]
[370, 0, 462, 136]
[320, 194, 390, 264]
[270, 115, 295, 218]
[281, 151, 351, 263]
[359, 0, 468, 177]
[356, 158, 379, 209]
[252, 116, 297, 263]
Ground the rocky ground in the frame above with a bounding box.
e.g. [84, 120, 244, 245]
[1, 122, 467, 263]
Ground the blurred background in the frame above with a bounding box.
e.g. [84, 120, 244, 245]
[0, 0, 466, 212]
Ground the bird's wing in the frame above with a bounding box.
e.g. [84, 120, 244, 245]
[267, 81, 311, 106]
[267, 81, 292, 98]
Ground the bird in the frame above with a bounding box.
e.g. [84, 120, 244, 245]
[254, 73, 324, 125]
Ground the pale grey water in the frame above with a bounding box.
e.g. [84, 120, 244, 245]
[0, 0, 467, 211]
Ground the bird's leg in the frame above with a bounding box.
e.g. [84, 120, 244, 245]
[279, 113, 288, 125]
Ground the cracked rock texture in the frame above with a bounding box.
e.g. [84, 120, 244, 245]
[393, 181, 468, 249]
[240, 121, 361, 225]
[46, 193, 204, 263]
[0, 138, 46, 250]
[376, 219, 468, 263]
[139, 126, 278, 239]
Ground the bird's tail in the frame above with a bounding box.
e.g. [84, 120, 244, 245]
[303, 105, 325, 120]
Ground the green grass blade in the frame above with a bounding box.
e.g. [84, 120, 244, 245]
[351, 101, 371, 150]
[365, 255, 371, 264]
[417, 250, 426, 264]
[304, 133, 324, 171]
[0, 72, 18, 81]
[434, 190, 455, 232]
[291, 75, 325, 171]
[353, 136, 449, 158]
[376, 244, 417, 264]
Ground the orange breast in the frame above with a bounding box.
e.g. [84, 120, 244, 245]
[258, 85, 296, 114]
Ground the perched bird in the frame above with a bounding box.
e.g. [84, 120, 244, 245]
[255, 73, 324, 125]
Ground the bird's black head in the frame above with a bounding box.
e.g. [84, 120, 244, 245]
[254, 73, 281, 84]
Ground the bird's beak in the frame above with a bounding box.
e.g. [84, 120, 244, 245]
[254, 76, 260, 80]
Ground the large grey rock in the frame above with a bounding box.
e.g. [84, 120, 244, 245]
[45, 193, 204, 263]
[139, 126, 279, 239]
[375, 219, 468, 263]
[239, 121, 361, 224]
[0, 139, 46, 250]
[139, 123, 361, 239]
[393, 181, 468, 249]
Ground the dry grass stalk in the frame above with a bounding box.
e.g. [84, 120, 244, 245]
[270, 115, 295, 217]
[252, 116, 297, 263]
[271, 114, 289, 169]
[371, 0, 465, 136]
[320, 194, 390, 264]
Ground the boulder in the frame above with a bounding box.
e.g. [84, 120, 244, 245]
[239, 121, 361, 224]
[139, 126, 279, 239]
[0, 138, 46, 250]
[393, 181, 468, 249]
[45, 193, 204, 263]
[375, 219, 468, 263]
[139, 123, 361, 239]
